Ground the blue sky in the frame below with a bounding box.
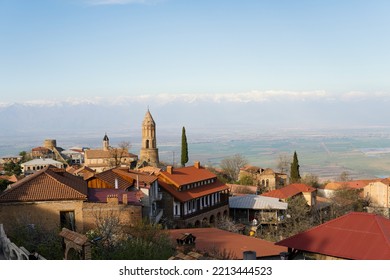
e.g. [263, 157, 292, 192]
[1, 0, 390, 103]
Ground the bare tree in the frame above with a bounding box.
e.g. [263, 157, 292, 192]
[329, 187, 368, 219]
[109, 141, 132, 168]
[301, 173, 321, 188]
[219, 154, 248, 183]
[338, 171, 351, 182]
[276, 153, 291, 174]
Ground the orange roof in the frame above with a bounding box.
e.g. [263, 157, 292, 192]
[138, 166, 161, 175]
[159, 180, 229, 202]
[113, 168, 157, 185]
[322, 179, 381, 190]
[0, 174, 18, 183]
[32, 146, 51, 152]
[227, 184, 258, 195]
[262, 183, 316, 199]
[0, 166, 87, 202]
[159, 166, 216, 188]
[92, 169, 134, 190]
[276, 212, 390, 260]
[168, 227, 286, 259]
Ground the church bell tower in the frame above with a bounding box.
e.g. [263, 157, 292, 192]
[140, 109, 159, 166]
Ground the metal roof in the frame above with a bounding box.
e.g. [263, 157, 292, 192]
[229, 194, 288, 210]
[276, 212, 390, 260]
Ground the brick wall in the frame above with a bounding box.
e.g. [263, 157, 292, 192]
[82, 202, 142, 233]
[0, 200, 84, 233]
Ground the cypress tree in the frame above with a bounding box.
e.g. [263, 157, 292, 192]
[181, 126, 189, 167]
[290, 151, 301, 183]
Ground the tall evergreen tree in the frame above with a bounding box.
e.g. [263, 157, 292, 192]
[181, 126, 189, 167]
[290, 151, 301, 183]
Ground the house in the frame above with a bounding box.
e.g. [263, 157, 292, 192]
[168, 227, 287, 260]
[158, 161, 230, 228]
[112, 168, 163, 223]
[262, 183, 317, 206]
[84, 134, 138, 173]
[31, 146, 54, 159]
[229, 194, 287, 224]
[86, 167, 163, 223]
[0, 165, 87, 233]
[0, 155, 22, 164]
[20, 158, 65, 175]
[317, 179, 381, 198]
[68, 165, 96, 180]
[0, 165, 142, 234]
[227, 184, 258, 196]
[239, 165, 287, 191]
[364, 179, 390, 216]
[61, 148, 84, 165]
[275, 212, 390, 260]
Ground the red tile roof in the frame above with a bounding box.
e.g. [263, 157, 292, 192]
[168, 227, 286, 259]
[227, 184, 258, 195]
[262, 183, 316, 199]
[159, 166, 217, 188]
[92, 169, 134, 190]
[276, 212, 390, 260]
[0, 174, 18, 183]
[0, 166, 87, 202]
[159, 180, 229, 202]
[113, 168, 157, 185]
[321, 179, 381, 190]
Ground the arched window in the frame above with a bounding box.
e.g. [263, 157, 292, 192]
[145, 140, 150, 149]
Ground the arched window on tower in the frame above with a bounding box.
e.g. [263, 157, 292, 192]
[146, 140, 150, 149]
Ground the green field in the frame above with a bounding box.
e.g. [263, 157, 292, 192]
[170, 131, 390, 182]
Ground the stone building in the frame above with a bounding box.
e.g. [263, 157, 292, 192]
[158, 161, 230, 228]
[0, 165, 142, 234]
[239, 165, 287, 192]
[21, 158, 65, 175]
[84, 133, 138, 173]
[139, 110, 159, 167]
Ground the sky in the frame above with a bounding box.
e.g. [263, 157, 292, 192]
[1, 0, 390, 104]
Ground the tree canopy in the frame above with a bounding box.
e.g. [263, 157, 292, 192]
[219, 154, 248, 183]
[290, 151, 301, 183]
[181, 126, 189, 167]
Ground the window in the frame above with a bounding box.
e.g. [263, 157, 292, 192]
[60, 211, 76, 231]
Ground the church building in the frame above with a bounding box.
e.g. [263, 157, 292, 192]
[139, 110, 159, 167]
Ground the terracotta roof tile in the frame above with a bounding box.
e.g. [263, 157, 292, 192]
[113, 168, 157, 185]
[85, 149, 137, 159]
[160, 166, 217, 188]
[137, 166, 161, 175]
[321, 179, 381, 190]
[0, 166, 87, 202]
[92, 169, 134, 190]
[227, 184, 258, 195]
[276, 212, 390, 260]
[262, 183, 316, 199]
[168, 228, 286, 259]
[84, 149, 112, 159]
[159, 180, 229, 202]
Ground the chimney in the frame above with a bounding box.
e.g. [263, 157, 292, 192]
[243, 251, 257, 260]
[194, 161, 201, 169]
[167, 166, 173, 174]
[107, 194, 119, 204]
[122, 193, 128, 205]
[115, 178, 119, 189]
